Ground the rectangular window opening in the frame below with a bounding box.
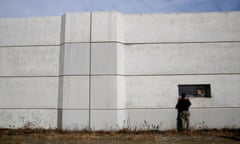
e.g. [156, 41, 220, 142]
[178, 84, 211, 98]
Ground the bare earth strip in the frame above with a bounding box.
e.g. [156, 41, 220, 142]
[0, 129, 239, 144]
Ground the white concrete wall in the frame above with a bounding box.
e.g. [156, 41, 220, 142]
[124, 12, 240, 43]
[124, 43, 240, 75]
[0, 17, 61, 46]
[122, 12, 240, 130]
[0, 11, 239, 130]
[0, 46, 59, 76]
[59, 13, 91, 130]
[0, 16, 60, 129]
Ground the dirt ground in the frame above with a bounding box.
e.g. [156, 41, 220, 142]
[0, 129, 239, 144]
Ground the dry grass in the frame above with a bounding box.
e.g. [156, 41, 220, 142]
[0, 128, 239, 144]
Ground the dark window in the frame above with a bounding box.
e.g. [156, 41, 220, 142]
[178, 84, 211, 98]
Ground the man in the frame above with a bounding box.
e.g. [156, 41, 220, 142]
[175, 93, 191, 131]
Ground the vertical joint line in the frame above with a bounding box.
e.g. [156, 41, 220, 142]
[88, 12, 92, 130]
[57, 14, 66, 129]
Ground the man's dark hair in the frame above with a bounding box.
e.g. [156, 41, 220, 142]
[181, 93, 186, 98]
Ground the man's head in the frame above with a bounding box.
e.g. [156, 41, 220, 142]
[181, 93, 186, 98]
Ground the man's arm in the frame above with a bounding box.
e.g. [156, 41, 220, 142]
[175, 98, 181, 109]
[187, 99, 191, 106]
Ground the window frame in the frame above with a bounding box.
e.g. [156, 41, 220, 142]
[178, 84, 211, 98]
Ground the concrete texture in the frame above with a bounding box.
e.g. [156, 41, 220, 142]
[91, 43, 125, 75]
[126, 109, 176, 130]
[63, 43, 89, 75]
[0, 77, 58, 108]
[191, 108, 240, 129]
[91, 110, 119, 130]
[0, 16, 61, 46]
[91, 76, 118, 109]
[0, 11, 240, 130]
[124, 12, 240, 43]
[62, 76, 89, 109]
[0, 109, 57, 129]
[92, 12, 124, 42]
[125, 75, 240, 108]
[124, 43, 240, 75]
[63, 13, 90, 43]
[0, 46, 59, 76]
[91, 43, 117, 75]
[62, 110, 89, 130]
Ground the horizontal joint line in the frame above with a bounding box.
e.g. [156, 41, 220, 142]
[1, 73, 240, 78]
[1, 41, 240, 48]
[57, 107, 240, 110]
[0, 76, 59, 78]
[0, 108, 57, 110]
[60, 73, 240, 77]
[0, 107, 239, 110]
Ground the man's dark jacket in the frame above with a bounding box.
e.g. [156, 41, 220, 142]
[176, 98, 191, 112]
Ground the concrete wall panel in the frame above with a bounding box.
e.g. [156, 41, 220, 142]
[91, 76, 117, 109]
[91, 110, 119, 130]
[125, 75, 240, 108]
[0, 77, 58, 108]
[126, 109, 176, 130]
[63, 13, 90, 43]
[62, 76, 89, 109]
[126, 76, 177, 108]
[62, 110, 89, 130]
[0, 109, 57, 129]
[117, 76, 126, 109]
[125, 12, 240, 43]
[0, 17, 61, 46]
[92, 43, 117, 74]
[92, 43, 124, 75]
[0, 46, 59, 76]
[90, 76, 126, 130]
[92, 12, 124, 42]
[126, 108, 240, 130]
[191, 108, 240, 129]
[125, 43, 240, 75]
[63, 43, 89, 75]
